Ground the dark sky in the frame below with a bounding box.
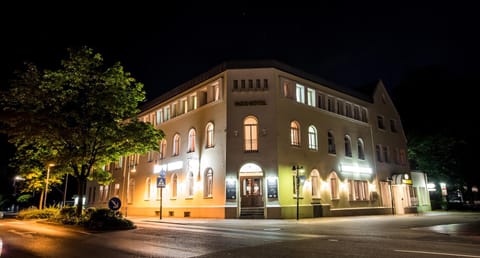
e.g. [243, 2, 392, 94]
[1, 1, 475, 101]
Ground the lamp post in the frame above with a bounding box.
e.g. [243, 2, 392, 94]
[44, 163, 55, 209]
[63, 173, 69, 207]
[292, 165, 304, 220]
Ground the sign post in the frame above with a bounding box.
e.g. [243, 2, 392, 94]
[108, 197, 122, 211]
[157, 170, 166, 220]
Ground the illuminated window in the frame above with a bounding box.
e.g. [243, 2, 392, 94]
[182, 98, 188, 114]
[128, 178, 135, 204]
[164, 106, 170, 121]
[328, 131, 336, 154]
[171, 174, 177, 198]
[173, 134, 180, 156]
[204, 168, 213, 198]
[188, 128, 196, 152]
[187, 172, 194, 197]
[307, 88, 315, 107]
[99, 185, 104, 202]
[144, 177, 151, 200]
[349, 180, 369, 201]
[114, 183, 120, 196]
[290, 121, 300, 146]
[213, 84, 220, 101]
[296, 84, 305, 103]
[357, 138, 365, 160]
[103, 185, 109, 201]
[156, 109, 163, 124]
[344, 135, 352, 157]
[330, 172, 339, 199]
[191, 94, 198, 110]
[244, 116, 258, 152]
[206, 122, 214, 148]
[308, 125, 317, 150]
[311, 169, 320, 199]
[159, 140, 167, 159]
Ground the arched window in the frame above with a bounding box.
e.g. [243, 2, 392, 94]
[187, 172, 194, 197]
[328, 131, 336, 154]
[344, 135, 352, 157]
[171, 174, 177, 198]
[311, 169, 320, 198]
[159, 139, 167, 159]
[173, 134, 180, 156]
[204, 168, 213, 198]
[206, 122, 214, 148]
[188, 128, 196, 152]
[330, 172, 339, 199]
[244, 116, 258, 152]
[308, 125, 317, 150]
[290, 121, 300, 146]
[144, 177, 151, 200]
[358, 138, 365, 160]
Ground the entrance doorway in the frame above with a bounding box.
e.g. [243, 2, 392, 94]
[240, 177, 264, 207]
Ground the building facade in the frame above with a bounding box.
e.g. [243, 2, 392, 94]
[86, 60, 415, 218]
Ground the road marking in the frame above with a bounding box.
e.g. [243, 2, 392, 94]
[8, 229, 35, 238]
[395, 249, 480, 257]
[263, 228, 281, 231]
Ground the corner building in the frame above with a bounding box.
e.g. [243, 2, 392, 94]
[87, 60, 415, 218]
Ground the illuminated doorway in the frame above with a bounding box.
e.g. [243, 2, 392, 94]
[239, 163, 264, 208]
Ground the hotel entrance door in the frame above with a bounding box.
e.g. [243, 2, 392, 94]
[240, 177, 264, 207]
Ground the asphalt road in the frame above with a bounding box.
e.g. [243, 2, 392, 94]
[1, 211, 479, 257]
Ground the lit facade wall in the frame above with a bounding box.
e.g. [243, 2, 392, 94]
[86, 61, 412, 218]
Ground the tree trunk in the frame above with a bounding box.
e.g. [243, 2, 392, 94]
[38, 190, 44, 209]
[75, 176, 86, 216]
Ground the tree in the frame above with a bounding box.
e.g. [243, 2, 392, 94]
[0, 47, 164, 215]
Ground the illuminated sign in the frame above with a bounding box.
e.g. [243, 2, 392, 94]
[340, 164, 372, 174]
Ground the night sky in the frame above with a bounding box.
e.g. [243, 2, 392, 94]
[1, 2, 475, 101]
[1, 2, 478, 190]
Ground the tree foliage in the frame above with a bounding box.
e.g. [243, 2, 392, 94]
[0, 46, 164, 215]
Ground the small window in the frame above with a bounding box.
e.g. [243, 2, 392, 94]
[308, 125, 318, 150]
[263, 79, 268, 89]
[173, 134, 180, 156]
[204, 168, 213, 198]
[296, 84, 305, 103]
[188, 128, 196, 152]
[376, 145, 382, 162]
[357, 138, 365, 160]
[307, 88, 316, 107]
[159, 140, 167, 159]
[390, 119, 398, 132]
[344, 135, 352, 157]
[311, 170, 320, 198]
[206, 122, 214, 148]
[377, 116, 385, 130]
[327, 97, 335, 112]
[382, 146, 389, 163]
[187, 172, 194, 197]
[330, 172, 339, 199]
[233, 80, 238, 90]
[328, 131, 336, 154]
[171, 174, 177, 198]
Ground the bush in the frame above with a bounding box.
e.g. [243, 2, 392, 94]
[83, 208, 135, 231]
[17, 207, 58, 219]
[52, 206, 83, 225]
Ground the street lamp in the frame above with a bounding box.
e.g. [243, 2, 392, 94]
[292, 165, 304, 220]
[43, 163, 55, 209]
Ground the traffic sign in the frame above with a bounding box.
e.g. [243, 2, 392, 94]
[108, 197, 122, 211]
[160, 170, 166, 177]
[157, 176, 166, 188]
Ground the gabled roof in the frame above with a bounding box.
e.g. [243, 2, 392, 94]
[140, 60, 374, 111]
